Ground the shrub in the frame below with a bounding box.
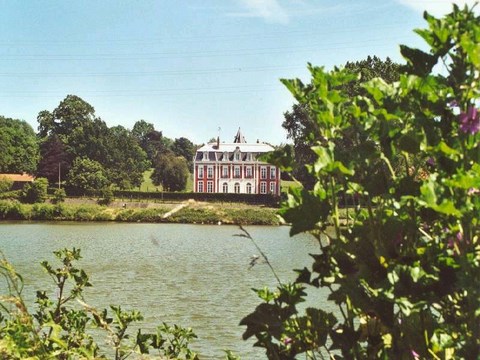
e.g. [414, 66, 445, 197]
[51, 188, 66, 204]
[242, 5, 480, 359]
[98, 187, 114, 205]
[21, 178, 48, 204]
[0, 177, 13, 193]
[31, 203, 56, 220]
[0, 200, 31, 220]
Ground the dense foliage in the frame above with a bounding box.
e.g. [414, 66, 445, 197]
[151, 152, 190, 192]
[243, 5, 480, 359]
[36, 95, 150, 191]
[282, 56, 401, 188]
[0, 116, 39, 174]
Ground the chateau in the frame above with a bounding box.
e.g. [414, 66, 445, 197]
[193, 129, 280, 195]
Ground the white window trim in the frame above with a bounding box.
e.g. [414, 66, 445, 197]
[260, 181, 267, 194]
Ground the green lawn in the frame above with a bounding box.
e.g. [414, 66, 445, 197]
[137, 169, 193, 192]
[137, 169, 162, 192]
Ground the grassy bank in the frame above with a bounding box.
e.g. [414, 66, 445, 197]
[0, 199, 281, 225]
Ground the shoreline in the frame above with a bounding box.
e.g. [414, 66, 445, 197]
[0, 199, 282, 226]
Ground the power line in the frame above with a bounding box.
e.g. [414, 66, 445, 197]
[0, 65, 305, 78]
[0, 37, 401, 61]
[0, 22, 408, 47]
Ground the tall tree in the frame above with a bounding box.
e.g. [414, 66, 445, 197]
[36, 134, 70, 185]
[0, 116, 39, 174]
[171, 137, 195, 171]
[105, 125, 149, 189]
[132, 120, 169, 162]
[151, 153, 189, 192]
[65, 157, 109, 195]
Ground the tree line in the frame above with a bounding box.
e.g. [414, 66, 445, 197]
[0, 95, 195, 194]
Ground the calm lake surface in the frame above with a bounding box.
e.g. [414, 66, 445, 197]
[0, 222, 332, 359]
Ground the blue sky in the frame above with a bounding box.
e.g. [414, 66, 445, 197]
[0, 0, 476, 145]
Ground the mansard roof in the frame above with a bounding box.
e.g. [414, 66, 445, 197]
[197, 142, 273, 154]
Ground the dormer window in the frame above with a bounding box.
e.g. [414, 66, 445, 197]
[234, 151, 241, 161]
[223, 152, 228, 161]
[246, 153, 252, 161]
[203, 152, 209, 161]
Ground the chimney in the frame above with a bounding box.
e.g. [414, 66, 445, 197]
[216, 136, 220, 149]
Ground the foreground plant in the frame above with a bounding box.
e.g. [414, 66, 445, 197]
[0, 248, 198, 359]
[242, 4, 480, 359]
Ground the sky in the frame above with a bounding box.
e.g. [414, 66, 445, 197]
[0, 0, 477, 145]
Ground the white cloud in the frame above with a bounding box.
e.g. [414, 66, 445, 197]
[397, 0, 478, 16]
[233, 0, 290, 24]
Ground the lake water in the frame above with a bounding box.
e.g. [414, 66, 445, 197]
[0, 222, 331, 359]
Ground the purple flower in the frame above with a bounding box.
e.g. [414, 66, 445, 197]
[426, 157, 435, 167]
[411, 349, 420, 359]
[283, 337, 293, 345]
[459, 106, 480, 135]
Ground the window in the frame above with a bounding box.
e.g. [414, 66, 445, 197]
[198, 166, 204, 179]
[246, 153, 252, 161]
[234, 182, 240, 194]
[260, 182, 267, 194]
[246, 183, 252, 194]
[234, 151, 241, 161]
[223, 182, 228, 193]
[245, 166, 252, 178]
[223, 152, 229, 161]
[270, 166, 276, 179]
[222, 166, 228, 178]
[207, 181, 213, 193]
[260, 166, 267, 179]
[234, 166, 241, 178]
[207, 166, 214, 179]
[270, 182, 276, 194]
[203, 152, 209, 161]
[198, 181, 204, 193]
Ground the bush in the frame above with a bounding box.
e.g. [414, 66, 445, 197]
[98, 187, 114, 205]
[115, 208, 167, 222]
[242, 5, 480, 359]
[0, 200, 31, 220]
[31, 203, 56, 220]
[51, 188, 66, 204]
[21, 178, 48, 204]
[0, 177, 13, 193]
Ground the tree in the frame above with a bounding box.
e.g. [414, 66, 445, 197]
[132, 120, 169, 162]
[65, 157, 109, 195]
[0, 177, 13, 193]
[171, 137, 195, 171]
[36, 96, 109, 176]
[36, 134, 70, 185]
[0, 116, 39, 174]
[245, 5, 480, 359]
[282, 56, 401, 188]
[37, 96, 149, 190]
[21, 178, 48, 204]
[105, 126, 150, 189]
[151, 153, 189, 192]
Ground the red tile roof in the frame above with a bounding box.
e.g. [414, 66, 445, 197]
[0, 173, 35, 182]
